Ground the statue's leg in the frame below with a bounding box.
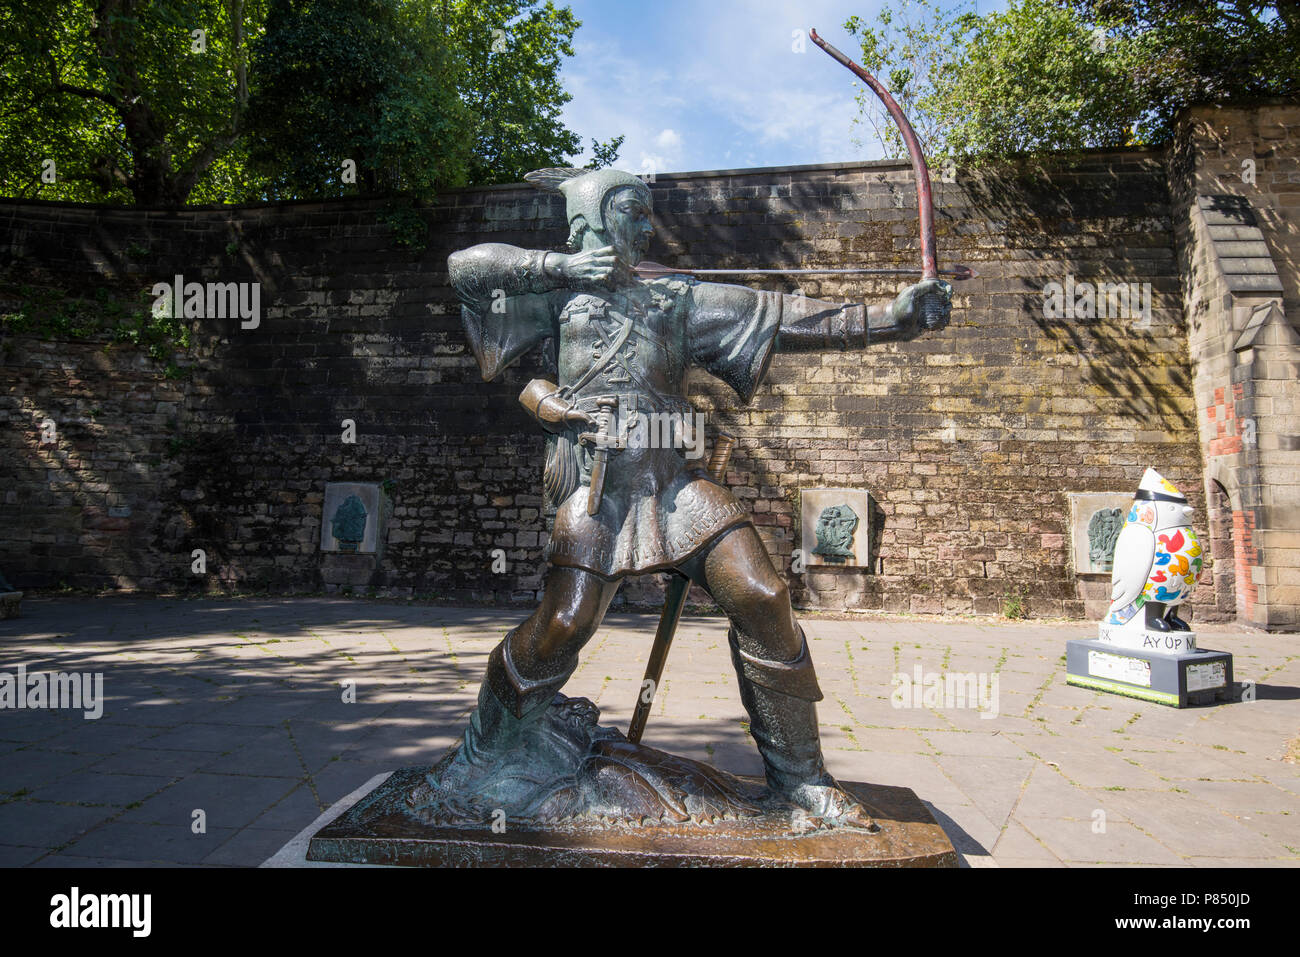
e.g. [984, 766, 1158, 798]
[422, 564, 620, 795]
[681, 524, 877, 830]
[503, 564, 622, 697]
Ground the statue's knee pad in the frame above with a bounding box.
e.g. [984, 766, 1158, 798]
[727, 626, 823, 703]
[486, 629, 579, 719]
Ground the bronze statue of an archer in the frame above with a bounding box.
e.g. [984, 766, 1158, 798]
[406, 161, 952, 830]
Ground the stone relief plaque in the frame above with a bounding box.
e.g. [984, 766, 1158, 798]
[321, 482, 386, 554]
[800, 488, 872, 568]
[1068, 492, 1133, 575]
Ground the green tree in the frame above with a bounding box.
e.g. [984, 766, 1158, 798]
[444, 0, 620, 185]
[843, 0, 1299, 162]
[0, 0, 265, 205]
[1, 0, 620, 205]
[933, 0, 1141, 158]
[1069, 0, 1299, 143]
[584, 134, 624, 170]
[243, 0, 471, 199]
[843, 0, 979, 161]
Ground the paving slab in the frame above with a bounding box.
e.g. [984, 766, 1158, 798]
[0, 801, 116, 849]
[115, 772, 303, 827]
[28, 772, 173, 808]
[1020, 818, 1186, 865]
[58, 822, 238, 864]
[0, 843, 48, 866]
[0, 596, 1294, 866]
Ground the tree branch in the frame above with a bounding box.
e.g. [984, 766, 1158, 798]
[52, 80, 120, 108]
[44, 48, 120, 108]
[174, 0, 249, 197]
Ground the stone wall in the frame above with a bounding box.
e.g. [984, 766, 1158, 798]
[6, 106, 1293, 624]
[1170, 102, 1300, 630]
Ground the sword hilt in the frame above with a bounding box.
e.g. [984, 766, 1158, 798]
[584, 396, 619, 516]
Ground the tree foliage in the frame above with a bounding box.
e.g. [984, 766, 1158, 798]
[583, 134, 624, 171]
[0, 0, 264, 205]
[1069, 0, 1299, 143]
[0, 0, 621, 206]
[244, 0, 470, 200]
[936, 0, 1143, 158]
[844, 0, 979, 161]
[844, 0, 1299, 162]
[442, 0, 619, 185]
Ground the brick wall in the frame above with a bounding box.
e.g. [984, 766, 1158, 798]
[0, 141, 1220, 620]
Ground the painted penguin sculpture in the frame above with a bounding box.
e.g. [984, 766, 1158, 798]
[1103, 468, 1203, 646]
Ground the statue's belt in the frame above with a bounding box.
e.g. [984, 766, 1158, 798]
[571, 392, 693, 418]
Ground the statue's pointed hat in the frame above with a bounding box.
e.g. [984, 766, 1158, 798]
[524, 167, 651, 233]
[1136, 467, 1187, 502]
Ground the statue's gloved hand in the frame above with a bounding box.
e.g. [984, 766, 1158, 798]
[554, 245, 633, 287]
[560, 406, 598, 429]
[538, 397, 597, 433]
[888, 278, 953, 338]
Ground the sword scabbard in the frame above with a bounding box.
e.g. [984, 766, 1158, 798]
[583, 396, 619, 515]
[627, 431, 737, 743]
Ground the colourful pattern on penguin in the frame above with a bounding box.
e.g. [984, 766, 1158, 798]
[1130, 524, 1201, 611]
[1106, 468, 1201, 626]
[1108, 596, 1146, 625]
[1126, 503, 1157, 529]
[1155, 525, 1201, 602]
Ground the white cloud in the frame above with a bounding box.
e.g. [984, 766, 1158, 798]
[637, 154, 669, 179]
[559, 0, 893, 174]
[654, 129, 682, 151]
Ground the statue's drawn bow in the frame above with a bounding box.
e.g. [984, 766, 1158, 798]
[810, 27, 971, 299]
[635, 30, 973, 296]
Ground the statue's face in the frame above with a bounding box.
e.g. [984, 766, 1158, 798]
[598, 186, 654, 266]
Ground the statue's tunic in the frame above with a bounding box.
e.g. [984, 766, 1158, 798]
[449, 244, 870, 579]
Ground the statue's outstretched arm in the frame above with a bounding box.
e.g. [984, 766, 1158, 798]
[774, 279, 952, 352]
[686, 277, 951, 403]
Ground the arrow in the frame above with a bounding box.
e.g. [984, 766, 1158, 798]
[633, 261, 976, 281]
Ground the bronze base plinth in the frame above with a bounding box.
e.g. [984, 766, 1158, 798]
[307, 767, 957, 867]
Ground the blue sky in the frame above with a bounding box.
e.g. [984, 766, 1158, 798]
[558, 0, 1003, 175]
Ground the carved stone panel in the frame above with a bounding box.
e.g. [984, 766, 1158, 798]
[1068, 492, 1133, 575]
[321, 483, 387, 554]
[800, 488, 871, 569]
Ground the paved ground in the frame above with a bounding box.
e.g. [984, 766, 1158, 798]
[0, 596, 1296, 867]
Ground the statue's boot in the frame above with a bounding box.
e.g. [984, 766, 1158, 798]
[1166, 609, 1192, 632]
[729, 626, 879, 831]
[410, 633, 576, 809]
